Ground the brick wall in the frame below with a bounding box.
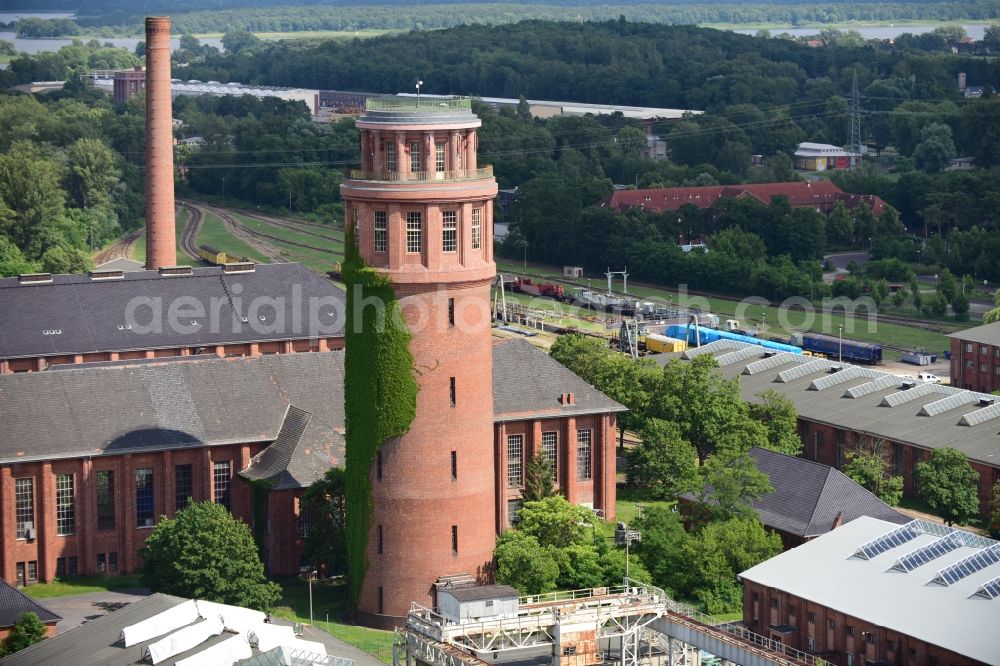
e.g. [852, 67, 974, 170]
[742, 580, 980, 665]
[951, 337, 1000, 393]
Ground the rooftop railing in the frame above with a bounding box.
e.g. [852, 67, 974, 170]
[365, 96, 472, 111]
[348, 166, 493, 183]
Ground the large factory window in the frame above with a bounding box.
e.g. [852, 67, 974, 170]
[56, 473, 75, 536]
[374, 211, 387, 253]
[451, 525, 459, 554]
[96, 470, 115, 530]
[542, 431, 558, 483]
[15, 478, 34, 539]
[442, 211, 457, 252]
[136, 468, 154, 527]
[406, 212, 422, 253]
[214, 461, 232, 510]
[576, 430, 592, 480]
[436, 142, 446, 172]
[175, 464, 193, 511]
[507, 435, 524, 487]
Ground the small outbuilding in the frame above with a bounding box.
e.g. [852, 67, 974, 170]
[437, 585, 520, 623]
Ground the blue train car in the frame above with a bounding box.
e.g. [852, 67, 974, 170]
[796, 332, 882, 364]
[665, 325, 803, 355]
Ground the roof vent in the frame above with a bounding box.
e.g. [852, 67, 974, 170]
[159, 266, 193, 277]
[981, 398, 996, 407]
[18, 273, 52, 285]
[89, 269, 125, 281]
[828, 365, 843, 373]
[900, 381, 917, 390]
[222, 262, 255, 274]
[763, 351, 777, 358]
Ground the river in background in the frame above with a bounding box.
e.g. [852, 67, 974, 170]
[733, 23, 989, 40]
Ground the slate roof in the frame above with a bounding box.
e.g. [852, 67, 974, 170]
[492, 338, 627, 420]
[240, 405, 343, 490]
[93, 257, 145, 272]
[0, 578, 61, 628]
[745, 447, 907, 537]
[948, 321, 1000, 347]
[651, 341, 1000, 467]
[603, 181, 886, 217]
[0, 263, 345, 360]
[1, 339, 623, 481]
[0, 353, 345, 470]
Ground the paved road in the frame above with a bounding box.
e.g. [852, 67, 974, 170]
[822, 251, 871, 284]
[40, 588, 149, 633]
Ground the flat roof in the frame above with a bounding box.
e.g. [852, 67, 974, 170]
[652, 341, 1000, 467]
[949, 321, 1000, 347]
[739, 517, 1000, 664]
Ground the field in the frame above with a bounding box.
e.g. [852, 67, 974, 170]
[195, 210, 271, 264]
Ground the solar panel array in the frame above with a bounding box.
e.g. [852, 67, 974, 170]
[892, 535, 962, 572]
[918, 391, 975, 417]
[932, 544, 1000, 586]
[743, 352, 807, 376]
[975, 576, 1000, 600]
[776, 359, 831, 383]
[844, 374, 900, 399]
[960, 401, 1000, 427]
[855, 522, 920, 560]
[808, 366, 884, 392]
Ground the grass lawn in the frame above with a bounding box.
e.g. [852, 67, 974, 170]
[24, 574, 144, 599]
[129, 232, 146, 263]
[196, 211, 270, 264]
[272, 578, 394, 664]
[496, 260, 952, 360]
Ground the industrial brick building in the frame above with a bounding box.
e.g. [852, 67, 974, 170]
[949, 321, 1000, 394]
[656, 341, 1000, 521]
[739, 516, 1000, 665]
[0, 342, 621, 593]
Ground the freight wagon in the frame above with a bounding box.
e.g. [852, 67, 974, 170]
[665, 325, 803, 355]
[198, 245, 251, 266]
[513, 277, 567, 301]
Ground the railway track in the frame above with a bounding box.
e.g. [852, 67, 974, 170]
[176, 200, 205, 262]
[92, 229, 143, 265]
[202, 205, 337, 257]
[238, 210, 344, 246]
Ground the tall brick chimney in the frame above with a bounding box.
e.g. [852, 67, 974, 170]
[145, 16, 177, 270]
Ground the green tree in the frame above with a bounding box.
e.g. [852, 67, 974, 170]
[140, 501, 281, 611]
[983, 24, 1000, 50]
[684, 518, 781, 614]
[827, 200, 854, 245]
[40, 245, 92, 274]
[914, 448, 980, 526]
[696, 446, 773, 522]
[982, 290, 1000, 324]
[626, 418, 699, 500]
[913, 123, 956, 173]
[517, 496, 599, 550]
[951, 292, 970, 321]
[0, 41, 15, 57]
[990, 479, 1000, 538]
[937, 267, 958, 303]
[842, 437, 903, 505]
[0, 235, 38, 277]
[64, 138, 119, 210]
[523, 453, 557, 502]
[301, 467, 347, 576]
[652, 355, 750, 463]
[221, 30, 262, 54]
[494, 531, 559, 595]
[0, 142, 65, 254]
[0, 612, 48, 656]
[748, 390, 802, 456]
[633, 506, 690, 595]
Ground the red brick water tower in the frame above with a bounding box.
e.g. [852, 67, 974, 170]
[341, 97, 498, 625]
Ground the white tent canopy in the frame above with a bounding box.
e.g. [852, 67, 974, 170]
[196, 600, 267, 634]
[120, 599, 199, 647]
[144, 617, 224, 664]
[248, 623, 298, 652]
[174, 633, 253, 666]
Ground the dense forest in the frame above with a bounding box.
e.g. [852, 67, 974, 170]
[7, 0, 1000, 35]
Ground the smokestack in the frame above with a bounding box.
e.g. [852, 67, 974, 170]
[958, 72, 967, 93]
[145, 16, 177, 270]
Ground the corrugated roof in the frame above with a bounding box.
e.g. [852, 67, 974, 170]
[653, 344, 1000, 467]
[441, 585, 520, 602]
[739, 517, 1000, 665]
[492, 339, 626, 420]
[0, 263, 345, 360]
[948, 321, 1000, 346]
[0, 579, 61, 627]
